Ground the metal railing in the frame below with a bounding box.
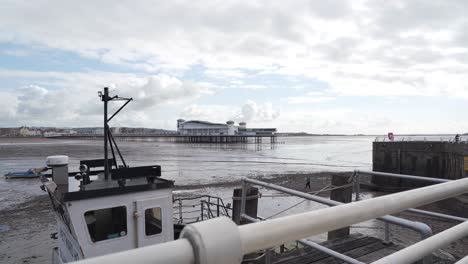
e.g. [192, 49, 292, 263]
[374, 135, 468, 143]
[372, 221, 468, 264]
[242, 214, 365, 264]
[354, 170, 466, 224]
[240, 178, 432, 264]
[74, 175, 468, 264]
[354, 170, 468, 263]
[173, 195, 231, 224]
[456, 254, 468, 264]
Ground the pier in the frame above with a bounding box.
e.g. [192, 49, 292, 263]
[45, 134, 278, 144]
[173, 135, 277, 144]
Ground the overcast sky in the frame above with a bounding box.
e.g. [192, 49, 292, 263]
[1, 0, 468, 134]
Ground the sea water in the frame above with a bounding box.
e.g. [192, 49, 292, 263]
[0, 136, 373, 210]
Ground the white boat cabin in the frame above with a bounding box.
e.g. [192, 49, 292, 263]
[42, 156, 175, 263]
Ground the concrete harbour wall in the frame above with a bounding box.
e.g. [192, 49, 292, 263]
[372, 141, 468, 190]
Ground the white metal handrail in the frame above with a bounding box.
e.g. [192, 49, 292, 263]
[355, 170, 466, 223]
[243, 177, 433, 239]
[74, 176, 468, 264]
[456, 254, 468, 264]
[73, 239, 195, 264]
[237, 177, 468, 254]
[372, 221, 468, 264]
[242, 213, 365, 264]
[241, 177, 432, 263]
[356, 170, 449, 183]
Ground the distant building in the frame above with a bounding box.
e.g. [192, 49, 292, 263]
[93, 128, 104, 135]
[19, 126, 29, 136]
[0, 128, 20, 137]
[177, 119, 276, 136]
[110, 127, 121, 134]
[18, 126, 42, 137]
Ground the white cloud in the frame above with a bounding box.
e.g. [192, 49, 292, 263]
[237, 100, 280, 122]
[287, 91, 336, 104]
[180, 100, 280, 124]
[2, 1, 468, 133]
[287, 96, 336, 104]
[179, 104, 237, 123]
[1, 0, 468, 99]
[0, 70, 212, 128]
[133, 74, 214, 109]
[0, 91, 18, 121]
[204, 69, 247, 79]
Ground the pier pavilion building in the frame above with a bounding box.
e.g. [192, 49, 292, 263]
[176, 119, 276, 136]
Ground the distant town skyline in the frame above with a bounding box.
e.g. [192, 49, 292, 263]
[1, 1, 468, 134]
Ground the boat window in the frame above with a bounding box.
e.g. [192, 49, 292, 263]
[145, 207, 162, 236]
[84, 206, 127, 242]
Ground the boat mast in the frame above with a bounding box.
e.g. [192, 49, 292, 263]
[99, 87, 133, 181]
[103, 87, 110, 180]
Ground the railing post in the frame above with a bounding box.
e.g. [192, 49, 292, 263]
[179, 199, 183, 224]
[265, 248, 271, 264]
[201, 201, 204, 221]
[383, 222, 391, 244]
[421, 229, 432, 264]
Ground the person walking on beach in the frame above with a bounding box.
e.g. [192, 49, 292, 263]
[305, 175, 311, 189]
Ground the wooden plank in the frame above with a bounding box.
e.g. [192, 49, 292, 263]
[273, 236, 380, 264]
[315, 241, 389, 264]
[356, 244, 403, 263]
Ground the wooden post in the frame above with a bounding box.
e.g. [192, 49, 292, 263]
[328, 174, 353, 240]
[232, 186, 259, 225]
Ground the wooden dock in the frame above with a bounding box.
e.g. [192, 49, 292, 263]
[247, 235, 403, 264]
[246, 234, 457, 263]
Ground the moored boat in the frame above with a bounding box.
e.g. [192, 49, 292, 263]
[41, 88, 231, 263]
[5, 168, 45, 179]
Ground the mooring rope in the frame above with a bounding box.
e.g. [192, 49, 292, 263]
[263, 183, 332, 220]
[261, 182, 354, 198]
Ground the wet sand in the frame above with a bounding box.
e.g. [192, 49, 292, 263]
[0, 195, 55, 264]
[1, 172, 467, 263]
[0, 172, 334, 264]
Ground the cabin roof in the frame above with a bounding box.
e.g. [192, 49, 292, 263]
[55, 177, 174, 202]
